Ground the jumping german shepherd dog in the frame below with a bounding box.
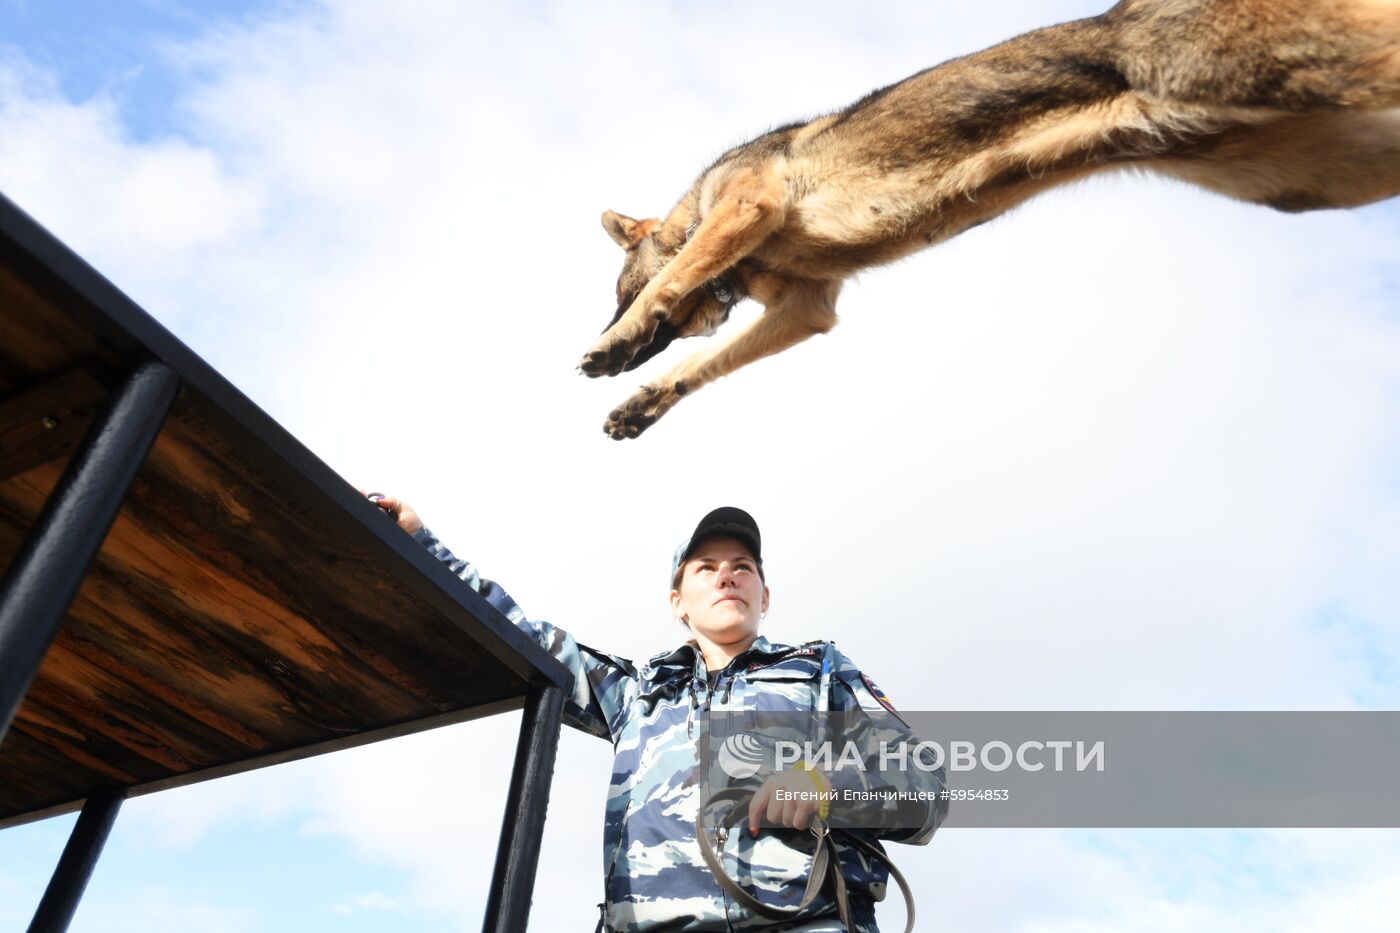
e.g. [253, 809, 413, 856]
[580, 0, 1400, 439]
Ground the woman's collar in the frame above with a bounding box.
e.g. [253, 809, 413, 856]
[646, 633, 787, 675]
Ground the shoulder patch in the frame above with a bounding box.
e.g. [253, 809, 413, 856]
[861, 674, 898, 713]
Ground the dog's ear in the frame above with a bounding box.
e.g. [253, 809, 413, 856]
[601, 210, 656, 249]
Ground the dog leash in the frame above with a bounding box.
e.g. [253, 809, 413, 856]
[696, 787, 916, 932]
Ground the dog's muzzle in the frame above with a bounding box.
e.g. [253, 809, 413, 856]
[607, 276, 744, 373]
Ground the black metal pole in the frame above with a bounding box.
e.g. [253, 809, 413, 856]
[482, 683, 565, 933]
[0, 361, 179, 746]
[26, 788, 124, 933]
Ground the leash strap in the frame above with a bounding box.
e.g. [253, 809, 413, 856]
[696, 788, 916, 932]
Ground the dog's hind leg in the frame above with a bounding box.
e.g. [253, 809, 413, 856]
[602, 277, 838, 440]
[580, 167, 789, 378]
[1154, 108, 1400, 211]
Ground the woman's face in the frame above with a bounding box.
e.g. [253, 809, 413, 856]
[669, 535, 769, 646]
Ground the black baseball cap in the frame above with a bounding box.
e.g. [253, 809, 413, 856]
[670, 507, 762, 583]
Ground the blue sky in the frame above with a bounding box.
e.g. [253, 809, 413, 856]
[2, 1, 1399, 930]
[1, 800, 427, 931]
[2, 0, 286, 139]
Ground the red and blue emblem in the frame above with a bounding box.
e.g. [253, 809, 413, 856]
[861, 674, 897, 713]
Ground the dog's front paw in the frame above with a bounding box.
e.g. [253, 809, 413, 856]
[578, 339, 635, 378]
[603, 381, 687, 440]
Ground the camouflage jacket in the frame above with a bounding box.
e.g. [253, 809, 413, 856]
[415, 528, 945, 932]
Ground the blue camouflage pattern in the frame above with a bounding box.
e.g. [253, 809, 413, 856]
[414, 527, 946, 932]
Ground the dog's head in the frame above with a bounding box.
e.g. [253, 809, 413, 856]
[600, 209, 740, 371]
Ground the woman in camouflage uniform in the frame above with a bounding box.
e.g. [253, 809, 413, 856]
[370, 498, 944, 932]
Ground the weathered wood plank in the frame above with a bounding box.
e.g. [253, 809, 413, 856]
[0, 260, 111, 390]
[0, 368, 106, 481]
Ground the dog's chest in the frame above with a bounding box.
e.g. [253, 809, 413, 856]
[754, 179, 945, 274]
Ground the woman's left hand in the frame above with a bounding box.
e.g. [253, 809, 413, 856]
[355, 487, 424, 534]
[748, 768, 831, 836]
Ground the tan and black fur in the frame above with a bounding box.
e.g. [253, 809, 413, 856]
[582, 0, 1400, 439]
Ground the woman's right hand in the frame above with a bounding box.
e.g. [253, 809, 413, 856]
[357, 488, 424, 534]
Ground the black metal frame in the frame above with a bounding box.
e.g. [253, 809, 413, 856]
[0, 190, 569, 931]
[484, 684, 566, 933]
[25, 789, 124, 933]
[0, 361, 179, 746]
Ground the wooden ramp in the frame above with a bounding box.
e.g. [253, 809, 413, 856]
[0, 192, 567, 932]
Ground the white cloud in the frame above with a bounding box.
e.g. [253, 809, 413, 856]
[327, 889, 403, 915]
[2, 0, 1398, 929]
[118, 755, 309, 849]
[0, 52, 263, 318]
[68, 885, 263, 933]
